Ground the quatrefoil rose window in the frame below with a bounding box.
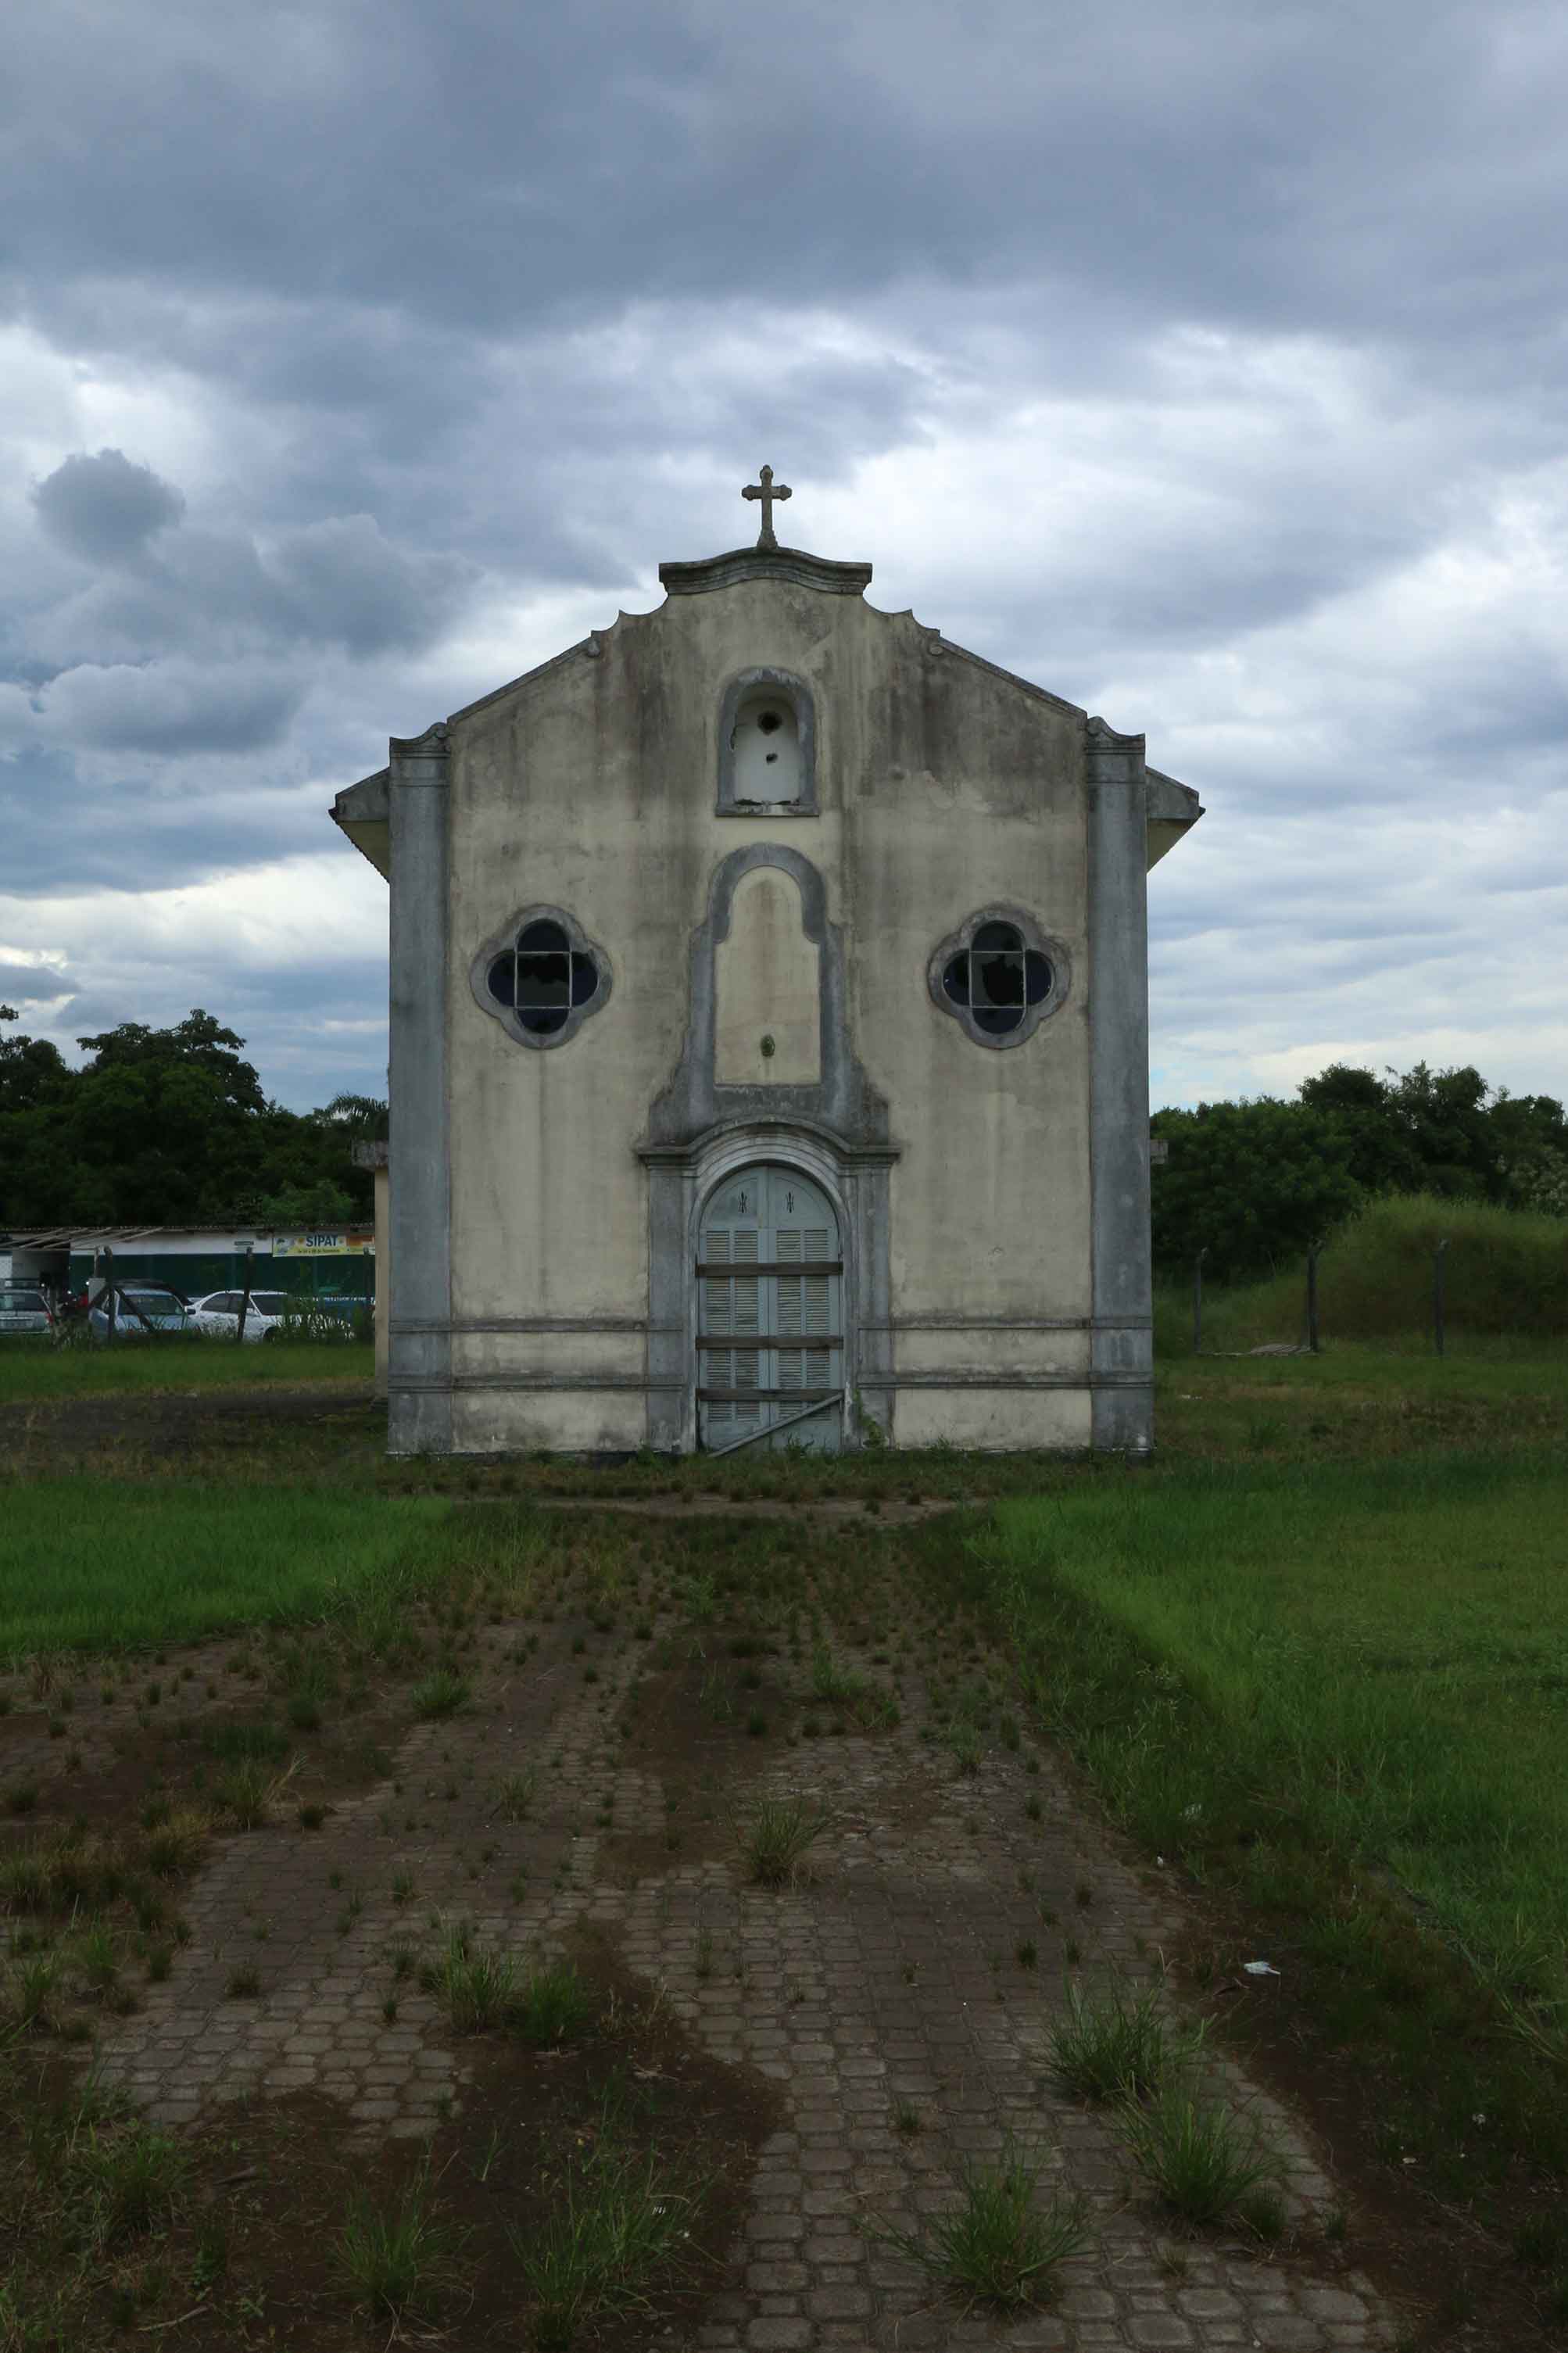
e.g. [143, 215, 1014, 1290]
[928, 909, 1067, 1048]
[471, 907, 611, 1049]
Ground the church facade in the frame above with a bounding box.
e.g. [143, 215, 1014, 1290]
[331, 477, 1201, 1458]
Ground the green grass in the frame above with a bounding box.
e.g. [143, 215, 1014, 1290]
[0, 1337, 374, 1402]
[982, 1451, 1568, 2005]
[1158, 1192, 1568, 1354]
[0, 1479, 448, 1658]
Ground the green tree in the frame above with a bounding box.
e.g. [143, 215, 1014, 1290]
[1151, 1098, 1364, 1280]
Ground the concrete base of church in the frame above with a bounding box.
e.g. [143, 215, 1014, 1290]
[382, 1378, 1152, 1459]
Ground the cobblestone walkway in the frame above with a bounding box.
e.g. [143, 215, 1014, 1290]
[95, 1613, 1396, 2351]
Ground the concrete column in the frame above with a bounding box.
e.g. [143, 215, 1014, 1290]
[1086, 718, 1155, 1452]
[387, 724, 452, 1454]
[372, 1162, 389, 1399]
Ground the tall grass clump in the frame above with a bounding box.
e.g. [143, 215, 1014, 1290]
[333, 2169, 467, 2321]
[1047, 1979, 1203, 2104]
[1117, 2087, 1287, 2230]
[877, 2139, 1089, 2308]
[513, 2147, 700, 2348]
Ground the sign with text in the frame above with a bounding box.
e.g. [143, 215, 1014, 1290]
[271, 1230, 374, 1257]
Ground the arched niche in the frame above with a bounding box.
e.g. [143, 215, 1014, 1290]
[717, 668, 818, 815]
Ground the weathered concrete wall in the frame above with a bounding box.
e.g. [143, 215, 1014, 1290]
[397, 560, 1155, 1453]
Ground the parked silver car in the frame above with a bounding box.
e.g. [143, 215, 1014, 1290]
[88, 1284, 192, 1339]
[0, 1284, 53, 1336]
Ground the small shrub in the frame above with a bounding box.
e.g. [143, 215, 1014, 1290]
[334, 2170, 467, 2321]
[1046, 1979, 1201, 2105]
[77, 1924, 120, 1996]
[202, 1719, 289, 1763]
[1117, 2086, 1287, 2226]
[738, 1796, 830, 1888]
[412, 1670, 471, 1721]
[226, 1964, 262, 1999]
[12, 1952, 61, 2031]
[142, 1808, 208, 1877]
[75, 2123, 188, 2246]
[512, 1958, 593, 2048]
[420, 1925, 515, 2033]
[213, 1761, 278, 1829]
[495, 1768, 536, 1822]
[878, 2139, 1089, 2307]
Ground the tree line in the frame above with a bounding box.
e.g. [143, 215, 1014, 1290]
[0, 1006, 386, 1229]
[1152, 1062, 1568, 1281]
[4, 1007, 1563, 1274]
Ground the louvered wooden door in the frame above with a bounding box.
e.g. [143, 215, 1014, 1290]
[698, 1166, 843, 1453]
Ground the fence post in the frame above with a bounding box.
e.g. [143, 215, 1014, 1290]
[1305, 1241, 1322, 1355]
[1433, 1237, 1448, 1357]
[104, 1246, 116, 1345]
[237, 1241, 254, 1345]
[1192, 1246, 1208, 1355]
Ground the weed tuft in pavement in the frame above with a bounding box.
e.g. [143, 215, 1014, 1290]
[738, 1796, 830, 1888]
[421, 1924, 514, 2032]
[1047, 1978, 1202, 2105]
[878, 2138, 1089, 2308]
[1117, 2085, 1287, 2226]
[495, 1767, 536, 1821]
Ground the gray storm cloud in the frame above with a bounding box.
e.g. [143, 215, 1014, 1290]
[0, 0, 1563, 1109]
[31, 449, 186, 563]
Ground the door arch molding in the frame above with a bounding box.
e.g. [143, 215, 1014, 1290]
[639, 1116, 897, 1454]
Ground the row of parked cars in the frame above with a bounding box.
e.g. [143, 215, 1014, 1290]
[0, 1283, 369, 1341]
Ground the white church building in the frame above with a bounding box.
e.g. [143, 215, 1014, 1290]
[331, 472, 1201, 1457]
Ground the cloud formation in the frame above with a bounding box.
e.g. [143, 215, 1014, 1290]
[0, 0, 1564, 1113]
[33, 448, 185, 563]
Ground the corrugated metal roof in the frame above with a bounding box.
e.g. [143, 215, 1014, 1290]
[4, 1225, 268, 1248]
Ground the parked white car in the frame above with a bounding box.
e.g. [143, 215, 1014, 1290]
[188, 1288, 295, 1341]
[0, 1284, 53, 1337]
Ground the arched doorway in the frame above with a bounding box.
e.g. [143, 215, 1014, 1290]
[696, 1164, 843, 1453]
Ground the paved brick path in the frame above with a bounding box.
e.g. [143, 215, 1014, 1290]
[91, 1616, 1396, 2350]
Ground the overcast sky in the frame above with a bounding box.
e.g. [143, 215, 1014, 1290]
[2, 0, 1564, 1114]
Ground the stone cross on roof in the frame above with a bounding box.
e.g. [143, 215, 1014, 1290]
[742, 464, 792, 550]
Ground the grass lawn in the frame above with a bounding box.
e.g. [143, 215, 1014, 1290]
[981, 1449, 1568, 2006]
[0, 1338, 374, 1404]
[0, 1481, 449, 1659]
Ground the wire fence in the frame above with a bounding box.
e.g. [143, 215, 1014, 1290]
[1187, 1234, 1459, 1356]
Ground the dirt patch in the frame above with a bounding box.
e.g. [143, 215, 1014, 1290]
[0, 1385, 379, 1477]
[24, 1950, 779, 2351]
